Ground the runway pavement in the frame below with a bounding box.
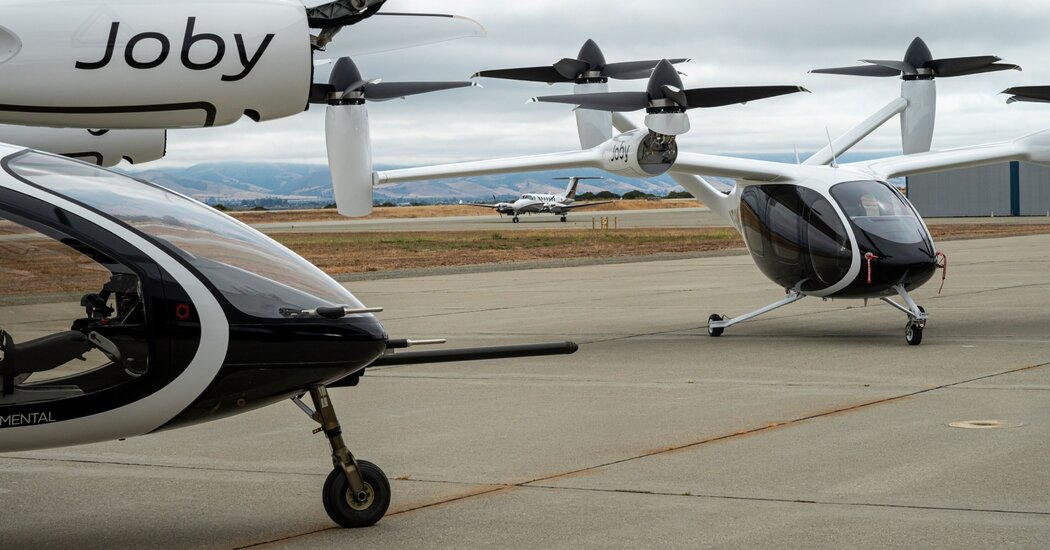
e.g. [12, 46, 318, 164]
[1, 233, 1048, 548]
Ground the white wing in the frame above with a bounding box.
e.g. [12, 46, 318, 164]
[673, 152, 798, 182]
[377, 150, 603, 184]
[849, 129, 1050, 180]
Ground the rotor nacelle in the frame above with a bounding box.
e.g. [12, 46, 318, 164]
[0, 0, 313, 129]
[597, 129, 678, 178]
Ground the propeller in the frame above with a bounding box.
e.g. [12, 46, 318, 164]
[318, 57, 476, 217]
[472, 39, 689, 84]
[313, 57, 477, 103]
[1003, 86, 1050, 104]
[529, 60, 807, 135]
[810, 37, 1020, 79]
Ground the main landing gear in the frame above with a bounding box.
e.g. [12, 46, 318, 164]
[512, 216, 520, 223]
[293, 386, 390, 528]
[882, 284, 928, 346]
[560, 216, 567, 222]
[705, 283, 929, 345]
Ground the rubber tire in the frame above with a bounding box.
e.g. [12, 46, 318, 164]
[322, 460, 391, 528]
[560, 216, 567, 222]
[707, 314, 724, 337]
[905, 323, 923, 346]
[512, 217, 520, 223]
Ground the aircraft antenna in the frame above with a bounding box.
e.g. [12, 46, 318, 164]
[793, 144, 800, 165]
[824, 128, 838, 168]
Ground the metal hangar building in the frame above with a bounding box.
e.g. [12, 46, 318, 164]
[907, 162, 1050, 217]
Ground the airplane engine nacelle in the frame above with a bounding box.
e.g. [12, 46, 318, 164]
[0, 0, 312, 129]
[597, 129, 679, 178]
[0, 126, 166, 166]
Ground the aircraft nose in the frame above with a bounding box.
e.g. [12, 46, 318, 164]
[868, 245, 937, 290]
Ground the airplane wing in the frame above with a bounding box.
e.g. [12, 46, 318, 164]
[377, 150, 604, 184]
[460, 202, 499, 208]
[559, 201, 616, 210]
[672, 152, 798, 182]
[849, 129, 1050, 180]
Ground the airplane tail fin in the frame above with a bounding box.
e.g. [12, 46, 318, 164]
[553, 176, 601, 199]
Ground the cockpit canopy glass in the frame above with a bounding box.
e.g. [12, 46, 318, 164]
[830, 180, 929, 246]
[6, 153, 364, 318]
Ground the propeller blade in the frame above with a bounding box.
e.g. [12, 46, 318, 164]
[937, 63, 1020, 78]
[318, 13, 486, 57]
[927, 55, 1001, 76]
[659, 85, 689, 107]
[860, 59, 917, 74]
[810, 64, 901, 77]
[682, 86, 809, 108]
[472, 65, 575, 83]
[603, 58, 690, 80]
[361, 81, 476, 101]
[1003, 86, 1050, 103]
[1007, 95, 1050, 105]
[552, 58, 590, 79]
[530, 91, 651, 112]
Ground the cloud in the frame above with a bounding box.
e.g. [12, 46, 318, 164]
[152, 0, 1050, 168]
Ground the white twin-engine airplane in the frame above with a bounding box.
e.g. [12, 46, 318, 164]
[463, 176, 612, 222]
[0, 0, 484, 169]
[339, 38, 1050, 346]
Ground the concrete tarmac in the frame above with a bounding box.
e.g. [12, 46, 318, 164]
[1, 233, 1049, 548]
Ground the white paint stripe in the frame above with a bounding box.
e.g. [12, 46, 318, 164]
[0, 171, 229, 452]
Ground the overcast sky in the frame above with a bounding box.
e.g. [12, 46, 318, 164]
[156, 0, 1050, 168]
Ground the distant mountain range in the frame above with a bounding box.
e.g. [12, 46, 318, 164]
[126, 152, 895, 205]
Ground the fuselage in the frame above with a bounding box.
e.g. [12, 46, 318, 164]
[695, 166, 938, 300]
[0, 144, 386, 452]
[510, 193, 570, 214]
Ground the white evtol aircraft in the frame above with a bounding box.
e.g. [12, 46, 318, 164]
[336, 40, 1047, 346]
[0, 0, 484, 174]
[463, 176, 613, 222]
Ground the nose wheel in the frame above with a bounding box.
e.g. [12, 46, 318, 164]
[322, 459, 391, 528]
[512, 216, 520, 223]
[905, 305, 926, 346]
[294, 386, 390, 528]
[883, 286, 927, 346]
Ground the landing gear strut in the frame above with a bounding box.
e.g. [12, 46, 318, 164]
[707, 287, 806, 337]
[881, 284, 927, 346]
[294, 386, 390, 528]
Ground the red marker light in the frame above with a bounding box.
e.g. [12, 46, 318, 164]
[175, 303, 192, 321]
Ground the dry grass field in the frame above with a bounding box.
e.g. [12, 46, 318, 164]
[228, 199, 702, 224]
[272, 223, 1050, 275]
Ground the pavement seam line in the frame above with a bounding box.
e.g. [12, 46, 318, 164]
[518, 484, 1050, 516]
[517, 362, 1047, 489]
[233, 361, 1046, 548]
